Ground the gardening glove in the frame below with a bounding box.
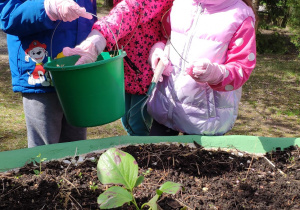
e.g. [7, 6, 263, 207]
[148, 42, 173, 82]
[63, 30, 107, 65]
[44, 0, 92, 22]
[185, 58, 227, 85]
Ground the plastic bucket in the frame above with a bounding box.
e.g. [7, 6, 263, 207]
[44, 50, 126, 127]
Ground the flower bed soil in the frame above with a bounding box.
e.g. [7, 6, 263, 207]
[0, 143, 299, 210]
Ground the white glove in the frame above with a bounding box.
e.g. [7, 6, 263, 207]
[44, 0, 92, 22]
[186, 58, 226, 85]
[148, 42, 173, 82]
[63, 30, 107, 65]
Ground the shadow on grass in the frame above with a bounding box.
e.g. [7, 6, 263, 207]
[257, 30, 299, 55]
[230, 54, 300, 137]
[0, 127, 27, 151]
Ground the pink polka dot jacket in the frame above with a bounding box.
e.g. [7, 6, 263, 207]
[92, 0, 173, 95]
[147, 0, 257, 135]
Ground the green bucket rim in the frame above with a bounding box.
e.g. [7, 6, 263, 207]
[44, 50, 127, 72]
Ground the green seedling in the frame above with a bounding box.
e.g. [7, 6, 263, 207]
[97, 148, 182, 209]
[57, 179, 64, 188]
[33, 153, 47, 175]
[14, 174, 22, 179]
[90, 181, 98, 191]
[289, 156, 295, 164]
[78, 172, 83, 179]
[142, 168, 152, 177]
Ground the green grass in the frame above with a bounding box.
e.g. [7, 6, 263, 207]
[227, 54, 300, 137]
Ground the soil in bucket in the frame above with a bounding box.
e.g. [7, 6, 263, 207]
[44, 50, 126, 127]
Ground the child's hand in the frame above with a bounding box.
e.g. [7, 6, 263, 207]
[63, 30, 106, 65]
[44, 0, 92, 22]
[148, 42, 173, 82]
[186, 59, 226, 85]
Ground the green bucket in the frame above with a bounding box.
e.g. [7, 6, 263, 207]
[44, 50, 126, 127]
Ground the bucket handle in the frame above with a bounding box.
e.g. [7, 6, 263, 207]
[86, 12, 120, 54]
[49, 12, 121, 60]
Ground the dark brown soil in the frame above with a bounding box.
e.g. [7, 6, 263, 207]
[0, 143, 299, 210]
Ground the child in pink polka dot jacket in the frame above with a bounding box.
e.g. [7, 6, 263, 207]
[147, 0, 257, 136]
[63, 0, 173, 136]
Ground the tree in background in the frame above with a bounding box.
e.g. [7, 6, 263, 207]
[255, 0, 299, 55]
[103, 0, 113, 7]
[287, 0, 300, 55]
[257, 0, 289, 27]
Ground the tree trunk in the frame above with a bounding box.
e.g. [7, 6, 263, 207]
[103, 0, 114, 7]
[253, 0, 260, 12]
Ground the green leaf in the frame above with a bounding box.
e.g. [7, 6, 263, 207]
[97, 148, 138, 190]
[134, 175, 144, 187]
[156, 189, 163, 196]
[159, 181, 182, 195]
[97, 186, 133, 209]
[142, 194, 159, 210]
[33, 169, 40, 175]
[142, 182, 182, 210]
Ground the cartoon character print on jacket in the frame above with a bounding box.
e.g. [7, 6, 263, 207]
[25, 40, 52, 87]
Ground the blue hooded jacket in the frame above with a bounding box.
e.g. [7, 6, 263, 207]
[0, 0, 97, 93]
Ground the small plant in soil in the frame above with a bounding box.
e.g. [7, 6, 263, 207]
[33, 153, 47, 175]
[97, 148, 182, 209]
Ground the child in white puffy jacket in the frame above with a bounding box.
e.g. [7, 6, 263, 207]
[148, 0, 257, 136]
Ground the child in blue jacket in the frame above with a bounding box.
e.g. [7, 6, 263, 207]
[0, 0, 97, 148]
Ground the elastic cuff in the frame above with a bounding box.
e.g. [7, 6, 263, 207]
[87, 29, 107, 54]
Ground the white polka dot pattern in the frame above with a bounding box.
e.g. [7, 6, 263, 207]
[248, 53, 255, 61]
[224, 69, 229, 78]
[235, 38, 244, 47]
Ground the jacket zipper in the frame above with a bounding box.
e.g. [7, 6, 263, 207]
[181, 2, 203, 71]
[167, 2, 204, 123]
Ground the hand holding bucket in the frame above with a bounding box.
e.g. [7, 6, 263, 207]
[63, 30, 107, 65]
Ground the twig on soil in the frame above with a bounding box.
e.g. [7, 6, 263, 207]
[0, 173, 15, 179]
[192, 162, 200, 175]
[64, 147, 78, 177]
[39, 204, 46, 210]
[68, 193, 82, 210]
[263, 156, 287, 176]
[174, 198, 194, 210]
[157, 169, 169, 184]
[53, 147, 82, 198]
[61, 176, 81, 195]
[245, 154, 255, 179]
[0, 185, 22, 198]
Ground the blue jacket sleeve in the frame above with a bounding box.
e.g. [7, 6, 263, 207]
[0, 0, 56, 37]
